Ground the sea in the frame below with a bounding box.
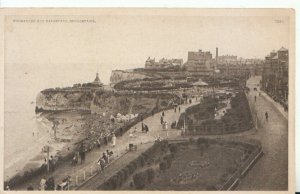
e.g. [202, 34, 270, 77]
[4, 66, 109, 181]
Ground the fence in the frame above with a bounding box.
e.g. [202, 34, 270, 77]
[67, 145, 130, 190]
[219, 141, 263, 190]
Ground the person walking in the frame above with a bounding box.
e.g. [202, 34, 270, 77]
[140, 115, 144, 122]
[120, 127, 123, 136]
[178, 106, 181, 112]
[79, 143, 83, 164]
[47, 176, 55, 190]
[162, 111, 165, 117]
[104, 136, 108, 145]
[265, 111, 269, 121]
[49, 155, 55, 172]
[174, 107, 177, 112]
[98, 154, 106, 171]
[40, 177, 47, 190]
[255, 95, 257, 102]
[81, 149, 86, 164]
[160, 116, 164, 125]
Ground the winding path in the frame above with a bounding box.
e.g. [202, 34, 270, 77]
[237, 76, 288, 190]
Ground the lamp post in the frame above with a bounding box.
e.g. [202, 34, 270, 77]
[46, 145, 50, 172]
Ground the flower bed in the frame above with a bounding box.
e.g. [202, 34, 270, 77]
[98, 137, 262, 191]
[179, 91, 253, 135]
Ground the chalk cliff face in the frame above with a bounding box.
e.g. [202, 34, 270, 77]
[36, 87, 180, 115]
[90, 93, 157, 115]
[109, 70, 151, 85]
[36, 89, 95, 112]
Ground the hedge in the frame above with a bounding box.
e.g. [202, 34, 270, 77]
[98, 140, 169, 190]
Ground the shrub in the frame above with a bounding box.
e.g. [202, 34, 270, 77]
[130, 182, 134, 188]
[146, 168, 156, 183]
[163, 154, 173, 168]
[137, 155, 146, 167]
[117, 171, 125, 186]
[189, 137, 195, 143]
[197, 138, 209, 148]
[133, 171, 148, 189]
[123, 167, 130, 179]
[169, 144, 178, 153]
[159, 162, 167, 172]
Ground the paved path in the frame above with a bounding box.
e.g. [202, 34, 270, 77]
[14, 98, 198, 190]
[76, 100, 198, 190]
[237, 76, 288, 190]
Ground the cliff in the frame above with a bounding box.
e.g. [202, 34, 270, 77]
[36, 88, 96, 112]
[110, 70, 155, 85]
[36, 87, 181, 115]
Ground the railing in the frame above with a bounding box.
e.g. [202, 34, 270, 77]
[66, 146, 130, 190]
[219, 142, 263, 190]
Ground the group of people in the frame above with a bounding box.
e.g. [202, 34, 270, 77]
[160, 111, 169, 130]
[174, 106, 181, 113]
[141, 123, 149, 133]
[36, 176, 55, 190]
[97, 150, 113, 171]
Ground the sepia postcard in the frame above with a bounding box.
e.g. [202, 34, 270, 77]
[0, 8, 295, 193]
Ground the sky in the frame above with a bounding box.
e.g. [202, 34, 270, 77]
[5, 13, 290, 86]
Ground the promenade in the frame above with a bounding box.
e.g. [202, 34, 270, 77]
[14, 98, 198, 190]
[237, 76, 288, 190]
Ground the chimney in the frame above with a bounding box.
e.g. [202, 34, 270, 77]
[216, 47, 218, 66]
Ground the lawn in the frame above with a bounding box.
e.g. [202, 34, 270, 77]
[145, 143, 243, 190]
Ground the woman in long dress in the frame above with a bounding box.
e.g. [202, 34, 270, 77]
[112, 133, 116, 147]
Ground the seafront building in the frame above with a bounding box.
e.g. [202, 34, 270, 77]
[185, 49, 213, 75]
[145, 57, 183, 69]
[261, 47, 289, 102]
[218, 55, 238, 65]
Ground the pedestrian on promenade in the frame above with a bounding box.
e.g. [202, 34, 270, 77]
[255, 95, 257, 102]
[79, 143, 86, 164]
[97, 139, 101, 148]
[40, 176, 47, 190]
[104, 136, 108, 145]
[160, 116, 164, 125]
[174, 107, 177, 112]
[46, 176, 55, 190]
[45, 179, 50, 190]
[120, 127, 123, 136]
[162, 111, 165, 117]
[98, 155, 105, 171]
[80, 150, 86, 164]
[49, 155, 55, 172]
[265, 112, 269, 121]
[103, 152, 109, 164]
[179, 106, 181, 112]
[112, 133, 116, 147]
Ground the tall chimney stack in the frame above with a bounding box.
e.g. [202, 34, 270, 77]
[216, 47, 218, 66]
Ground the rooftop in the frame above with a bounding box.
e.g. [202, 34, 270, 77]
[278, 47, 288, 52]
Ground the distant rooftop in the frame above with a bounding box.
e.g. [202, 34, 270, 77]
[271, 54, 278, 60]
[278, 47, 288, 52]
